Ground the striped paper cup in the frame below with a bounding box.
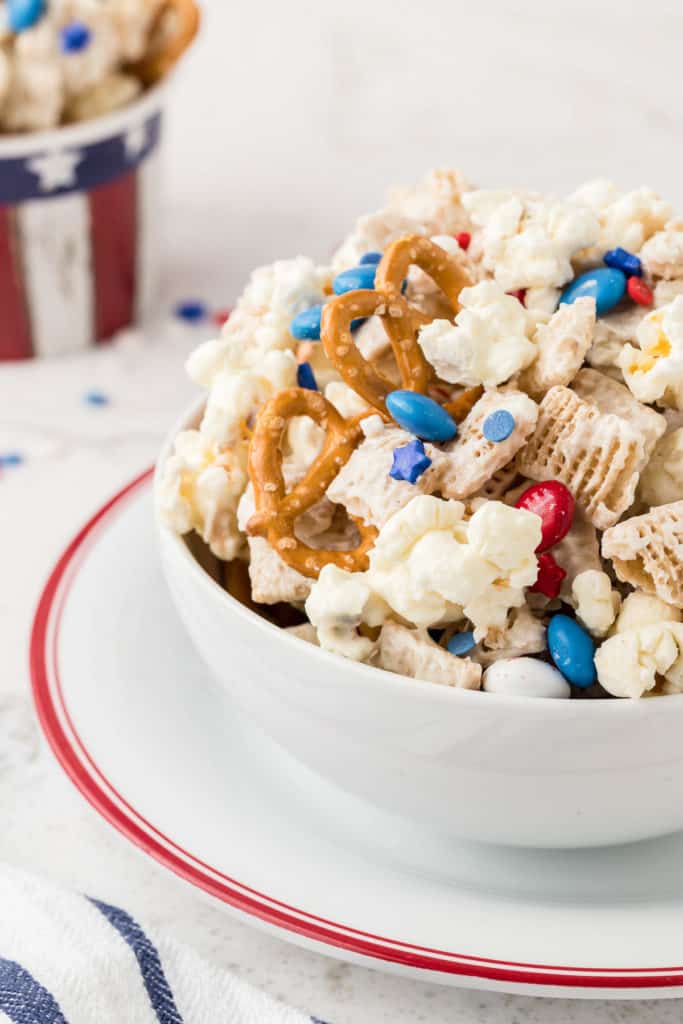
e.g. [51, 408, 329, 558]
[0, 84, 167, 361]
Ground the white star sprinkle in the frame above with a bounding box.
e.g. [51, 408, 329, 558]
[124, 123, 148, 161]
[27, 149, 83, 193]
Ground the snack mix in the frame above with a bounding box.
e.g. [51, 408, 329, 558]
[0, 0, 199, 131]
[158, 169, 683, 700]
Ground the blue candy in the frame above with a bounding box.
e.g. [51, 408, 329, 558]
[560, 268, 626, 316]
[359, 251, 383, 265]
[8, 0, 45, 32]
[60, 20, 91, 52]
[291, 304, 323, 340]
[547, 614, 596, 688]
[447, 631, 476, 656]
[332, 264, 376, 295]
[482, 409, 515, 443]
[603, 247, 642, 278]
[389, 439, 432, 484]
[297, 362, 318, 391]
[385, 391, 457, 442]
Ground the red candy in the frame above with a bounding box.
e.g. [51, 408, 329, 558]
[515, 480, 574, 553]
[529, 552, 566, 599]
[627, 276, 653, 307]
[455, 231, 471, 250]
[213, 308, 232, 326]
[509, 288, 527, 306]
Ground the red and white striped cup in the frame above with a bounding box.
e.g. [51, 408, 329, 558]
[0, 84, 167, 361]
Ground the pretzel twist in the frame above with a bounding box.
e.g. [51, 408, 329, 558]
[132, 0, 200, 85]
[247, 235, 476, 578]
[321, 235, 472, 416]
[247, 389, 377, 577]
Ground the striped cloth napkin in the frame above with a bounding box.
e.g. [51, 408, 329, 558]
[0, 865, 326, 1024]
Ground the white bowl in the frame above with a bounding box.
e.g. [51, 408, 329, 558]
[156, 400, 683, 849]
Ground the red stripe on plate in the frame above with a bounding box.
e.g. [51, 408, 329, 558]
[89, 171, 137, 343]
[27, 472, 683, 991]
[0, 205, 33, 360]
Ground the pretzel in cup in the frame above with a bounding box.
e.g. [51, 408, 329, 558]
[247, 389, 377, 578]
[321, 235, 480, 419]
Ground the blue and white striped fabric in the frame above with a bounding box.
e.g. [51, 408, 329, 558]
[0, 866, 325, 1024]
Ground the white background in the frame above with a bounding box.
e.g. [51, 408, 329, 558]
[2, 0, 683, 1020]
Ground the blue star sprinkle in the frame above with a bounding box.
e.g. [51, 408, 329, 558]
[447, 631, 476, 656]
[603, 247, 642, 278]
[60, 20, 91, 53]
[174, 300, 207, 323]
[482, 409, 515, 443]
[83, 390, 109, 407]
[297, 361, 318, 390]
[389, 439, 432, 484]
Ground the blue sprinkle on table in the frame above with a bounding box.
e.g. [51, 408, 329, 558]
[175, 300, 207, 323]
[0, 451, 24, 467]
[83, 391, 110, 407]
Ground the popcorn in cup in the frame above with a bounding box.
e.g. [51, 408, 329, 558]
[0, 0, 200, 361]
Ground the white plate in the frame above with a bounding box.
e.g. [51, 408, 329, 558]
[30, 470, 683, 999]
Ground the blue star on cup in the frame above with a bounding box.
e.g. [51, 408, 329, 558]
[389, 439, 432, 484]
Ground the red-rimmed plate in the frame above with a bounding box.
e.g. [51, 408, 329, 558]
[30, 471, 683, 999]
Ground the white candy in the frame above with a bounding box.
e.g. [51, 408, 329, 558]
[483, 658, 570, 698]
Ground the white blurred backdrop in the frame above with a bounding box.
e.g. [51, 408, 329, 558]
[165, 0, 683, 305]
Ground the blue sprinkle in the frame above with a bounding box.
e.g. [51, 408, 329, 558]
[603, 247, 642, 278]
[447, 631, 476, 657]
[0, 451, 24, 467]
[60, 20, 91, 53]
[83, 391, 109, 407]
[389, 439, 432, 484]
[297, 362, 318, 391]
[482, 409, 515, 443]
[428, 628, 444, 643]
[175, 300, 207, 323]
[332, 264, 377, 295]
[291, 304, 323, 341]
[359, 251, 383, 265]
[8, 0, 45, 32]
[386, 390, 457, 443]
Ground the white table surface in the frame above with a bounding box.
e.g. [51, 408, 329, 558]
[2, 1, 683, 1019]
